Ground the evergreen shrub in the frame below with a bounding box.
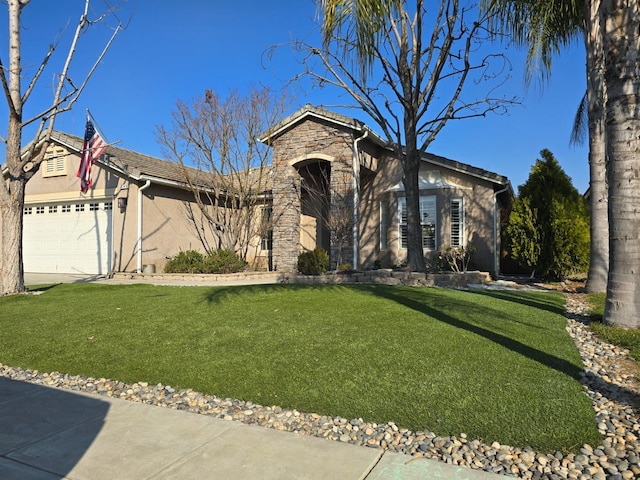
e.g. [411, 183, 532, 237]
[297, 248, 330, 275]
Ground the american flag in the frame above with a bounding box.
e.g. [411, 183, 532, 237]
[77, 117, 107, 193]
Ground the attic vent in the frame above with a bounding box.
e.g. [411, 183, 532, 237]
[42, 146, 67, 178]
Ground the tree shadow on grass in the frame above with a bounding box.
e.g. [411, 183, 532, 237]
[468, 289, 566, 315]
[199, 283, 581, 379]
[198, 282, 640, 416]
[370, 285, 640, 413]
[364, 285, 584, 380]
[201, 283, 341, 304]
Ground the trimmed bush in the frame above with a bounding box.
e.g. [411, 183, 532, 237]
[203, 249, 247, 274]
[164, 250, 204, 273]
[297, 248, 329, 275]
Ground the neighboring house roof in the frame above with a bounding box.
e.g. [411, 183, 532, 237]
[50, 131, 275, 196]
[51, 131, 201, 188]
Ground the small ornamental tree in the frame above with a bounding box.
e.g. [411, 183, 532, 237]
[505, 197, 541, 274]
[505, 149, 589, 280]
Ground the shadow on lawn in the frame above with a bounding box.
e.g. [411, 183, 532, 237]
[200, 283, 639, 411]
[202, 283, 331, 304]
[364, 285, 585, 380]
[201, 283, 581, 378]
[469, 289, 566, 315]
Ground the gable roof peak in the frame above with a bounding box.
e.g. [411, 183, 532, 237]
[259, 104, 385, 146]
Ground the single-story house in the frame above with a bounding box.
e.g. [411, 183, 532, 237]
[16, 105, 513, 276]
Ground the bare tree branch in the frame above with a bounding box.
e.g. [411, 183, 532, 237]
[156, 87, 289, 263]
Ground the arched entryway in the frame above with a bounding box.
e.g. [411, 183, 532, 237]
[297, 159, 332, 255]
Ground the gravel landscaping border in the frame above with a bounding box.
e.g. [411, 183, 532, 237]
[1, 293, 638, 479]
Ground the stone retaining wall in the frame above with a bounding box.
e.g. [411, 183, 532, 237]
[113, 270, 491, 288]
[284, 270, 491, 287]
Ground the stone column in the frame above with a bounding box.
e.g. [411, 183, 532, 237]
[271, 161, 301, 272]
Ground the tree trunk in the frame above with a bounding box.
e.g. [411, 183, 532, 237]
[601, 0, 640, 328]
[402, 146, 426, 272]
[585, 0, 608, 293]
[1, 117, 26, 295]
[1, 185, 25, 295]
[1, 0, 26, 295]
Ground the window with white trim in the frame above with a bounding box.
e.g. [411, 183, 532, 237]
[398, 196, 436, 250]
[450, 197, 464, 247]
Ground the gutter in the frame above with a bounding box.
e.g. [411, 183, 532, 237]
[493, 185, 510, 279]
[137, 180, 152, 273]
[352, 130, 368, 270]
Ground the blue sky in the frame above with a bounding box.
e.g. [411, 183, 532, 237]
[2, 0, 588, 193]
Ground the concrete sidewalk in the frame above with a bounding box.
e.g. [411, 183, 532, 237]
[0, 378, 506, 480]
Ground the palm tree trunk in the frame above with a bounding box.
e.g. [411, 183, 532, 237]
[584, 0, 608, 293]
[601, 0, 640, 328]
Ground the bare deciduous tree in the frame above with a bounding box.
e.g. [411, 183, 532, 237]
[0, 0, 124, 295]
[285, 0, 518, 271]
[155, 87, 288, 265]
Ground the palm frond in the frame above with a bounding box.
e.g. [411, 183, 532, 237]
[482, 0, 584, 85]
[319, 0, 401, 78]
[570, 91, 588, 146]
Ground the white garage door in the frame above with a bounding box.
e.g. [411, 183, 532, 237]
[23, 201, 113, 274]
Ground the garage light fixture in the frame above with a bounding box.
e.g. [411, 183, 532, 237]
[117, 197, 127, 211]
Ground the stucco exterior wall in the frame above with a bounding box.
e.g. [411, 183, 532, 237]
[358, 152, 500, 273]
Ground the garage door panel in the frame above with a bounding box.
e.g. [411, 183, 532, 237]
[23, 201, 112, 274]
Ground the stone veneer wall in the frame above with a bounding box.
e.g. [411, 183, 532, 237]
[113, 270, 491, 288]
[270, 118, 358, 272]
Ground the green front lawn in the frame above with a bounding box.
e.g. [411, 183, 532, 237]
[0, 283, 599, 452]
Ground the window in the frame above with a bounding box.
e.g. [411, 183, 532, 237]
[36, 206, 45, 215]
[89, 203, 99, 211]
[398, 196, 436, 250]
[450, 198, 464, 247]
[24, 207, 32, 215]
[104, 202, 113, 211]
[75, 204, 85, 212]
[42, 147, 67, 177]
[62, 204, 71, 213]
[48, 205, 58, 214]
[260, 207, 273, 251]
[379, 200, 388, 250]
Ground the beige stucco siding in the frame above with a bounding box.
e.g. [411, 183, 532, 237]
[357, 153, 500, 273]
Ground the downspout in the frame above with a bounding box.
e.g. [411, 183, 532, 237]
[137, 180, 152, 273]
[493, 185, 509, 279]
[352, 130, 368, 270]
